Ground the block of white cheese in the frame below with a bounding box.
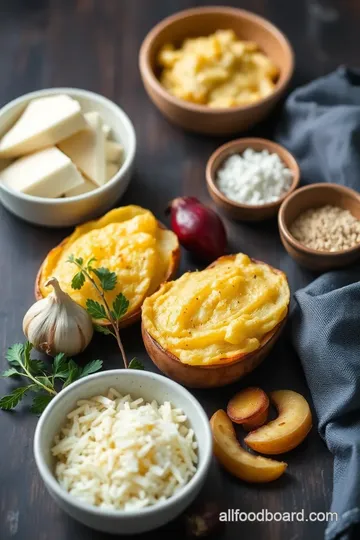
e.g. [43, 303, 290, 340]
[102, 123, 111, 138]
[105, 140, 123, 164]
[64, 176, 96, 197]
[0, 147, 84, 198]
[106, 162, 119, 181]
[58, 111, 106, 186]
[0, 95, 87, 158]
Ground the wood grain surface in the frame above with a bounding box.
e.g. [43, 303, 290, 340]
[0, 0, 359, 539]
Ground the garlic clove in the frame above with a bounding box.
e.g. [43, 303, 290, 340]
[23, 277, 93, 357]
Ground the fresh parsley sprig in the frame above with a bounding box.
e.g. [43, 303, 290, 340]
[0, 342, 103, 413]
[67, 255, 143, 370]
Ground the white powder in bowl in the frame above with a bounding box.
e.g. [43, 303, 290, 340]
[52, 388, 198, 510]
[216, 148, 293, 205]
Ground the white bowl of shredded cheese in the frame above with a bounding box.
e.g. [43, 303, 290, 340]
[34, 370, 212, 534]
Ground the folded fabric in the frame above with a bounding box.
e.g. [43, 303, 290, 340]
[276, 66, 360, 539]
[292, 266, 360, 540]
[292, 265, 360, 540]
[276, 66, 360, 190]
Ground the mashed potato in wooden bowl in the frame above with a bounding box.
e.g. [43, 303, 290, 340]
[142, 253, 290, 387]
[157, 30, 279, 108]
[35, 206, 180, 327]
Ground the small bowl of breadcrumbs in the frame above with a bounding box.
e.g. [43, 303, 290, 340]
[278, 183, 360, 271]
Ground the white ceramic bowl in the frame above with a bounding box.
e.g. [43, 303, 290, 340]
[34, 369, 212, 535]
[0, 88, 136, 227]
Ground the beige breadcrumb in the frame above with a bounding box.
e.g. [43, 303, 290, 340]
[290, 205, 360, 252]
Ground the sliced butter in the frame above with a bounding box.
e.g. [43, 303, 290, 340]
[0, 95, 87, 158]
[106, 162, 119, 181]
[58, 111, 106, 186]
[65, 176, 96, 197]
[0, 147, 84, 198]
[105, 140, 123, 164]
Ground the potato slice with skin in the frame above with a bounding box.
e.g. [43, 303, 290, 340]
[210, 410, 287, 483]
[227, 387, 269, 431]
[245, 390, 312, 455]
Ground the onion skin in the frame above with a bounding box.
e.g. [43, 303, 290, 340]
[167, 197, 227, 262]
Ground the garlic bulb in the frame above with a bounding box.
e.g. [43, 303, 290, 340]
[23, 277, 94, 356]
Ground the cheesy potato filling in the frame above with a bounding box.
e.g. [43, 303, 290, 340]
[142, 254, 289, 366]
[39, 206, 177, 320]
[157, 30, 279, 108]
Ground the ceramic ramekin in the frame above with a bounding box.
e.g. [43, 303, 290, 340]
[0, 88, 136, 227]
[34, 369, 212, 534]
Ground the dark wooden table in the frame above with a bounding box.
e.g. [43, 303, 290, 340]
[0, 0, 359, 538]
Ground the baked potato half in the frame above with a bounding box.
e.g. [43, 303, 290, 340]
[35, 206, 180, 328]
[142, 254, 289, 387]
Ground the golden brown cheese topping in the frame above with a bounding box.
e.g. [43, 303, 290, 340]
[39, 206, 178, 320]
[142, 254, 290, 366]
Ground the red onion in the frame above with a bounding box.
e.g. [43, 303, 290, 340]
[166, 197, 227, 262]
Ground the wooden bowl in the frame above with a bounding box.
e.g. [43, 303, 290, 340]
[35, 222, 180, 329]
[141, 256, 289, 388]
[139, 7, 294, 135]
[278, 183, 360, 271]
[206, 138, 300, 221]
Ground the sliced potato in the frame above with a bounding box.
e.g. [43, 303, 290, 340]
[227, 387, 269, 431]
[245, 390, 312, 454]
[210, 410, 287, 483]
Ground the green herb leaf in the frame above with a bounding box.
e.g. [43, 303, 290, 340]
[1, 367, 20, 377]
[71, 271, 85, 290]
[128, 358, 144, 370]
[60, 358, 103, 387]
[53, 353, 67, 375]
[91, 267, 117, 291]
[86, 257, 97, 270]
[94, 324, 113, 336]
[79, 360, 103, 378]
[112, 293, 129, 321]
[23, 341, 33, 357]
[36, 375, 53, 388]
[63, 360, 81, 387]
[6, 343, 24, 366]
[0, 341, 104, 414]
[86, 299, 107, 320]
[67, 254, 75, 263]
[31, 394, 53, 414]
[75, 257, 84, 265]
[0, 387, 29, 411]
[22, 341, 34, 371]
[27, 359, 46, 375]
[53, 354, 71, 379]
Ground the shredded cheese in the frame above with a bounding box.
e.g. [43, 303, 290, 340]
[52, 389, 198, 510]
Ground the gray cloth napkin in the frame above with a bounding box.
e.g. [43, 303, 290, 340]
[276, 66, 360, 190]
[276, 67, 360, 540]
[292, 267, 360, 540]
